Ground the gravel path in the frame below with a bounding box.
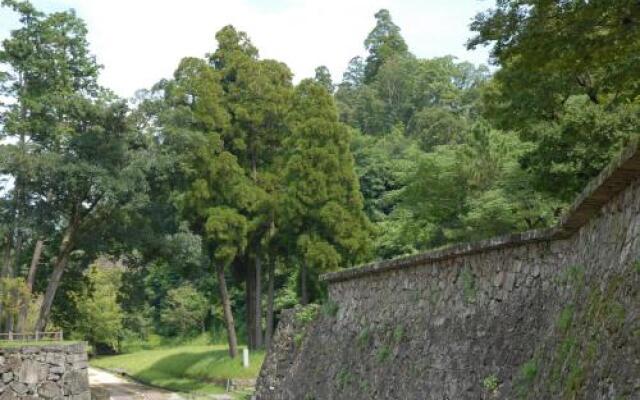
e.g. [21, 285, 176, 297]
[89, 368, 188, 400]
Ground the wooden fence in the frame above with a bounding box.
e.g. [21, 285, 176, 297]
[0, 331, 63, 342]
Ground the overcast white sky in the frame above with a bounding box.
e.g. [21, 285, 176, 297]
[0, 0, 493, 99]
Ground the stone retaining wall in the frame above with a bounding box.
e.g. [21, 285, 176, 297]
[0, 343, 90, 400]
[256, 142, 640, 399]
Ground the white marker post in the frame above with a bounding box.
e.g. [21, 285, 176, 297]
[243, 347, 250, 368]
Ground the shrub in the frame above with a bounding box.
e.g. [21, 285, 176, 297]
[160, 283, 209, 337]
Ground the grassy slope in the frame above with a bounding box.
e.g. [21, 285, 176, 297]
[91, 343, 264, 396]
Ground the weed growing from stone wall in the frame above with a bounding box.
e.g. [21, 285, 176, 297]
[376, 346, 391, 362]
[357, 326, 371, 349]
[557, 305, 574, 333]
[461, 267, 476, 303]
[295, 304, 320, 325]
[515, 359, 538, 398]
[393, 326, 405, 344]
[335, 368, 353, 391]
[321, 300, 339, 317]
[482, 374, 499, 393]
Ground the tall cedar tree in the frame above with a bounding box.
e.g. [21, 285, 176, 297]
[281, 80, 372, 304]
[363, 9, 409, 83]
[155, 56, 252, 358]
[210, 26, 293, 349]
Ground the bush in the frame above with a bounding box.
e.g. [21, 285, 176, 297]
[71, 264, 124, 353]
[160, 283, 209, 337]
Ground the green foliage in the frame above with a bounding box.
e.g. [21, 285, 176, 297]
[321, 300, 339, 318]
[469, 1, 640, 200]
[335, 368, 353, 390]
[294, 333, 304, 348]
[393, 325, 404, 344]
[469, 0, 640, 120]
[557, 305, 574, 334]
[556, 265, 585, 287]
[460, 267, 476, 304]
[363, 9, 409, 83]
[1, 0, 150, 332]
[515, 359, 538, 398]
[357, 326, 371, 349]
[482, 374, 499, 392]
[160, 283, 209, 337]
[0, 277, 30, 320]
[314, 65, 334, 93]
[294, 304, 320, 326]
[376, 345, 391, 362]
[281, 79, 373, 301]
[70, 264, 124, 352]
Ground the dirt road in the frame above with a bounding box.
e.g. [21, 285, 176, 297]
[88, 368, 187, 400]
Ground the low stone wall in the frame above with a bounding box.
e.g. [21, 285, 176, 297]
[256, 142, 640, 399]
[0, 343, 90, 400]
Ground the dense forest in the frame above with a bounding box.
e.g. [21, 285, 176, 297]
[1, 0, 638, 355]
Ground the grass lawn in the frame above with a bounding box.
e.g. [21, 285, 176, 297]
[91, 343, 264, 398]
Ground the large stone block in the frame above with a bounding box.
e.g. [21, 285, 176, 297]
[45, 353, 65, 367]
[9, 382, 27, 396]
[70, 391, 91, 400]
[17, 360, 47, 385]
[1, 373, 12, 384]
[0, 389, 16, 400]
[37, 381, 63, 399]
[63, 370, 88, 395]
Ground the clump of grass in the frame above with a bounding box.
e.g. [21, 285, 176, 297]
[356, 326, 371, 349]
[515, 359, 538, 398]
[335, 368, 353, 390]
[483, 374, 499, 393]
[557, 265, 585, 286]
[520, 359, 538, 383]
[294, 333, 305, 347]
[294, 304, 319, 325]
[321, 300, 339, 317]
[557, 305, 574, 333]
[461, 267, 476, 303]
[393, 326, 404, 344]
[376, 346, 391, 362]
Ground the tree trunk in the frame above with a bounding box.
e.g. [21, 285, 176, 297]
[265, 261, 275, 348]
[1, 234, 12, 277]
[35, 224, 76, 332]
[217, 263, 238, 358]
[246, 260, 255, 349]
[6, 314, 14, 333]
[301, 261, 309, 305]
[0, 235, 11, 330]
[255, 252, 263, 348]
[18, 240, 44, 332]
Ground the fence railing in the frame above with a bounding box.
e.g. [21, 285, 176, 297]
[0, 331, 63, 342]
